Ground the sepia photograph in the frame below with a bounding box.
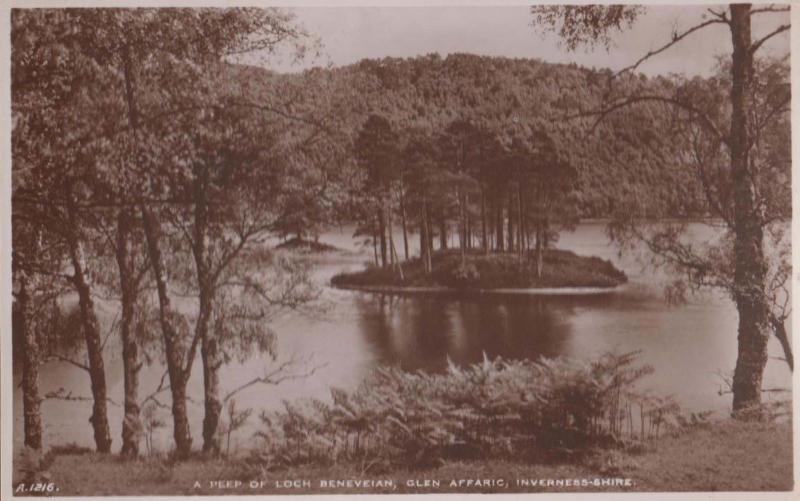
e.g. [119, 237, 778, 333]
[2, 1, 795, 497]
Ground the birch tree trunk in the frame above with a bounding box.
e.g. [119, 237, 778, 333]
[115, 211, 141, 456]
[200, 288, 222, 453]
[67, 234, 112, 453]
[141, 207, 193, 457]
[18, 273, 42, 450]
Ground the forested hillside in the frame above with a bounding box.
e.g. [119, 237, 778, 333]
[234, 53, 726, 257]
[242, 54, 708, 217]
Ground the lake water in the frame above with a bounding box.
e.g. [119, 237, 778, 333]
[12, 222, 793, 454]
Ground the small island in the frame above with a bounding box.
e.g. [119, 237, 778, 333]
[275, 236, 342, 253]
[331, 249, 627, 291]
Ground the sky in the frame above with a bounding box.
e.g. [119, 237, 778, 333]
[251, 5, 791, 78]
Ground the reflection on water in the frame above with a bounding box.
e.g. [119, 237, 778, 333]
[355, 292, 578, 372]
[12, 223, 793, 453]
[347, 283, 791, 415]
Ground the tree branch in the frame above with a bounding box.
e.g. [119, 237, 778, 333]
[222, 355, 327, 403]
[749, 6, 791, 16]
[45, 388, 121, 406]
[568, 94, 728, 146]
[706, 8, 729, 23]
[45, 354, 90, 372]
[771, 315, 793, 371]
[140, 370, 171, 408]
[615, 19, 727, 77]
[182, 325, 203, 383]
[750, 24, 791, 55]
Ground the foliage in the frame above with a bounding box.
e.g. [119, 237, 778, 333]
[12, 6, 331, 455]
[529, 3, 792, 413]
[252, 351, 680, 470]
[530, 5, 646, 51]
[234, 51, 722, 270]
[218, 400, 254, 457]
[602, 59, 792, 372]
[11, 298, 82, 367]
[141, 402, 167, 456]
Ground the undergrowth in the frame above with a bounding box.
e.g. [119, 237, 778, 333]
[251, 351, 682, 471]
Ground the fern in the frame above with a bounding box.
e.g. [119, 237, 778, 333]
[252, 351, 683, 469]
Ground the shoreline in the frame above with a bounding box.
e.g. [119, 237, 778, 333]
[331, 283, 626, 296]
[330, 248, 629, 292]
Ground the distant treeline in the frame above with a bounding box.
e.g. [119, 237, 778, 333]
[246, 53, 712, 234]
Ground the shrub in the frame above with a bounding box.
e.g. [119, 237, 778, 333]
[251, 351, 679, 470]
[447, 262, 481, 287]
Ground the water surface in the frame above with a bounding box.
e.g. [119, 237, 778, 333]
[12, 222, 793, 453]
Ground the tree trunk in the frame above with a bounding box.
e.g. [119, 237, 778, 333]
[122, 48, 192, 454]
[199, 289, 222, 453]
[517, 185, 525, 261]
[18, 273, 42, 450]
[67, 237, 112, 453]
[400, 187, 409, 260]
[190, 167, 224, 454]
[535, 220, 544, 279]
[372, 226, 379, 267]
[388, 210, 395, 267]
[426, 211, 434, 260]
[419, 212, 427, 264]
[496, 199, 504, 252]
[487, 202, 494, 251]
[378, 209, 388, 267]
[117, 52, 143, 456]
[439, 216, 447, 250]
[465, 212, 470, 250]
[729, 5, 770, 413]
[507, 192, 515, 253]
[458, 189, 467, 264]
[462, 212, 472, 250]
[141, 206, 193, 457]
[390, 239, 405, 281]
[115, 211, 141, 457]
[480, 191, 488, 255]
[420, 199, 432, 274]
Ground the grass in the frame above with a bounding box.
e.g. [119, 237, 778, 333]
[29, 419, 792, 495]
[331, 248, 627, 289]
